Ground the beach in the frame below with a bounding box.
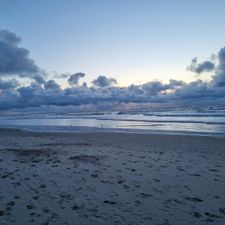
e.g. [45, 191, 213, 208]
[0, 128, 225, 225]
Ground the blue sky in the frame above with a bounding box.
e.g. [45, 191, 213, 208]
[1, 0, 225, 86]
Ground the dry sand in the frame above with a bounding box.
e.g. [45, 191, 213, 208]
[0, 128, 225, 225]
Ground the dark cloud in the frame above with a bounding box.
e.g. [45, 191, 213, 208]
[0, 27, 44, 82]
[0, 74, 224, 110]
[168, 79, 186, 87]
[92, 75, 117, 87]
[187, 57, 215, 74]
[44, 80, 60, 89]
[142, 81, 168, 96]
[213, 47, 225, 87]
[0, 29, 21, 45]
[1, 28, 225, 110]
[68, 72, 85, 86]
[175, 80, 210, 99]
[32, 74, 46, 84]
[0, 78, 19, 90]
[0, 76, 191, 110]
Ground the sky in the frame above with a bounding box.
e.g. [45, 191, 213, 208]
[1, 0, 225, 85]
[0, 0, 225, 111]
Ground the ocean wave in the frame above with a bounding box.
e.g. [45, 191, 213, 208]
[94, 118, 225, 125]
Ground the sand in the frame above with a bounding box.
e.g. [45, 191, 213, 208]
[0, 128, 225, 225]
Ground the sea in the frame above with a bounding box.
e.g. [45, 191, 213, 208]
[1, 105, 225, 136]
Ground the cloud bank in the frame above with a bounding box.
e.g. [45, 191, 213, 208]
[0, 28, 225, 110]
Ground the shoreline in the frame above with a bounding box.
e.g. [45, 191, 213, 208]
[1, 126, 225, 139]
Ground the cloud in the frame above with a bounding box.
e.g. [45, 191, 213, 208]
[44, 80, 60, 89]
[68, 72, 85, 86]
[0, 76, 190, 110]
[0, 74, 224, 110]
[0, 78, 19, 90]
[168, 79, 186, 87]
[213, 47, 225, 87]
[1, 27, 225, 110]
[0, 29, 21, 45]
[0, 27, 45, 82]
[174, 80, 210, 100]
[92, 75, 117, 87]
[142, 81, 168, 96]
[52, 72, 70, 79]
[187, 57, 215, 74]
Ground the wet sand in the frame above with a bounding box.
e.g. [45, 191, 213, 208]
[0, 128, 225, 225]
